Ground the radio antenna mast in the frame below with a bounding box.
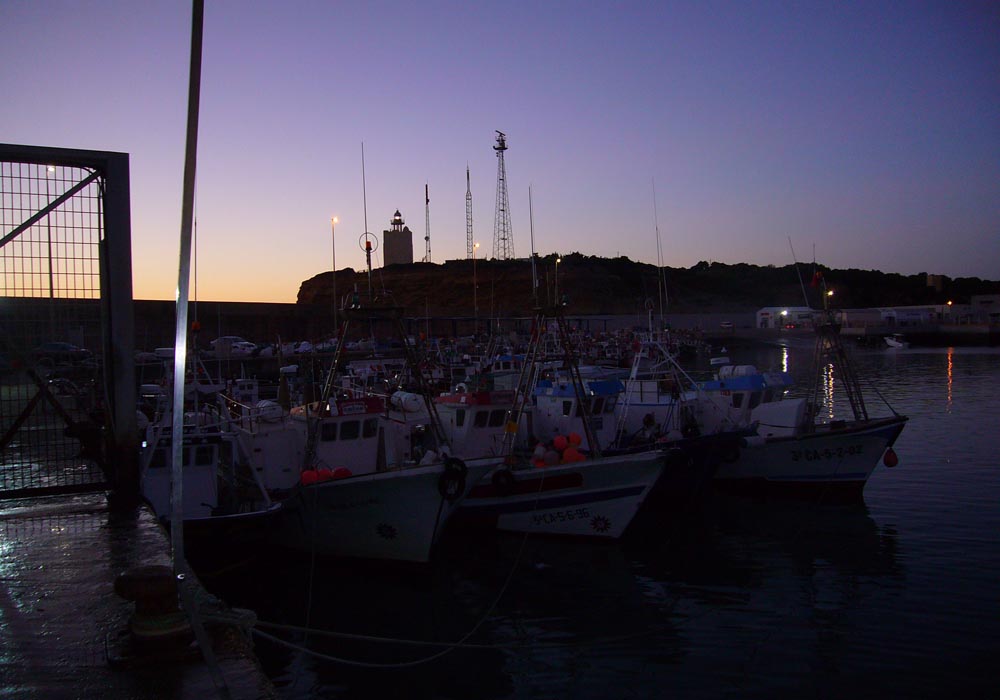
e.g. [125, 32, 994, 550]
[492, 131, 514, 259]
[466, 165, 474, 258]
[423, 183, 431, 262]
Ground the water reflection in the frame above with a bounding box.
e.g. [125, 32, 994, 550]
[947, 346, 953, 411]
[197, 346, 1000, 698]
[201, 491, 906, 699]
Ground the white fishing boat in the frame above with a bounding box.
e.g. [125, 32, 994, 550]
[432, 312, 740, 537]
[138, 382, 282, 561]
[713, 311, 907, 497]
[455, 449, 665, 538]
[222, 306, 506, 563]
[276, 454, 501, 562]
[884, 333, 909, 349]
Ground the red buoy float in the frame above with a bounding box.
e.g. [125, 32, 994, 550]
[883, 447, 899, 468]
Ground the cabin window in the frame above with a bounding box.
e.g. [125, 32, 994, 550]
[763, 389, 773, 403]
[592, 397, 605, 414]
[474, 410, 489, 428]
[320, 423, 337, 441]
[562, 400, 573, 417]
[748, 392, 762, 410]
[604, 396, 617, 413]
[363, 418, 378, 438]
[454, 409, 466, 427]
[340, 420, 360, 440]
[194, 445, 214, 466]
[731, 393, 744, 409]
[489, 409, 506, 427]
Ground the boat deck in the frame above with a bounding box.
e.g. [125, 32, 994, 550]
[0, 492, 275, 699]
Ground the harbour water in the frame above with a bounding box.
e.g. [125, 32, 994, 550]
[205, 343, 1000, 698]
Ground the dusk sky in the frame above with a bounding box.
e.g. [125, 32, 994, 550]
[3, 1, 998, 302]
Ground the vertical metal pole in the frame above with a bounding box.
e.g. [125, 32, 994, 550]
[171, 0, 204, 573]
[331, 216, 337, 329]
[103, 152, 138, 509]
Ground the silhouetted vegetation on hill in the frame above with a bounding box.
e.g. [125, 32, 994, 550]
[297, 254, 998, 316]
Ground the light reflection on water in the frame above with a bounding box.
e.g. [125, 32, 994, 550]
[206, 345, 1000, 699]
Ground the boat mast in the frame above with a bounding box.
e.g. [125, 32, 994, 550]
[529, 185, 538, 308]
[652, 178, 667, 328]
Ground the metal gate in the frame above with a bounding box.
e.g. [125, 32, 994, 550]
[1, 144, 137, 500]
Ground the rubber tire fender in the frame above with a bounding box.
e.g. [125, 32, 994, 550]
[438, 457, 468, 502]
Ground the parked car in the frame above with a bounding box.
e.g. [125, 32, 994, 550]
[209, 336, 257, 357]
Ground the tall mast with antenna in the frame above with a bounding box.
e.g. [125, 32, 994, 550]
[492, 131, 514, 260]
[529, 185, 538, 308]
[465, 166, 474, 258]
[362, 142, 372, 297]
[423, 183, 431, 263]
[652, 178, 667, 324]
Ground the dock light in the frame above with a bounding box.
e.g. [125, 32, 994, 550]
[947, 300, 953, 306]
[780, 309, 788, 317]
[827, 290, 834, 297]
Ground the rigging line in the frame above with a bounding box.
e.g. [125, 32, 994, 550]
[248, 618, 661, 653]
[652, 178, 666, 319]
[265, 472, 540, 670]
[787, 236, 810, 308]
[292, 484, 322, 692]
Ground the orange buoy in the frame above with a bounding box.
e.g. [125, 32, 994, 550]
[562, 447, 581, 463]
[316, 468, 334, 482]
[568, 432, 582, 446]
[332, 467, 353, 479]
[301, 470, 319, 485]
[883, 447, 899, 468]
[553, 435, 568, 452]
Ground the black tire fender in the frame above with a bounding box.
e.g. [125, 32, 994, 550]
[438, 457, 468, 502]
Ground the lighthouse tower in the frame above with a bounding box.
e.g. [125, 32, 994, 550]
[383, 209, 413, 266]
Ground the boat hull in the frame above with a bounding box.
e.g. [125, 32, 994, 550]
[713, 416, 907, 497]
[274, 458, 498, 563]
[179, 503, 285, 568]
[454, 451, 664, 538]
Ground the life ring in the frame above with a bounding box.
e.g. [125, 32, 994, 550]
[491, 468, 515, 497]
[455, 382, 468, 393]
[437, 457, 468, 502]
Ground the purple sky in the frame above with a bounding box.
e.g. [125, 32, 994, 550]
[3, 1, 998, 302]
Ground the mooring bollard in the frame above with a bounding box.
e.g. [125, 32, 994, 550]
[114, 564, 192, 649]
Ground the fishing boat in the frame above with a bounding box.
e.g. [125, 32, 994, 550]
[223, 307, 503, 563]
[434, 310, 741, 538]
[713, 310, 907, 498]
[455, 448, 666, 538]
[138, 381, 283, 562]
[884, 333, 909, 349]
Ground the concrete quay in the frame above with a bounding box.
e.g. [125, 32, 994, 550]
[0, 493, 276, 699]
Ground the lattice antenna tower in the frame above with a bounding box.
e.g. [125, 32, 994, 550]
[492, 131, 514, 260]
[423, 183, 431, 263]
[466, 165, 474, 258]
